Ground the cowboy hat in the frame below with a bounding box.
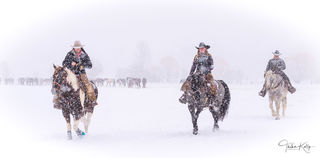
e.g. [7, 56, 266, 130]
[71, 40, 85, 48]
[272, 50, 282, 56]
[195, 42, 210, 49]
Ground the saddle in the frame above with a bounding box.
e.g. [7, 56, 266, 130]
[181, 73, 217, 105]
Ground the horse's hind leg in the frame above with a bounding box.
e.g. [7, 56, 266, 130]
[62, 110, 72, 140]
[209, 107, 219, 131]
[282, 97, 287, 117]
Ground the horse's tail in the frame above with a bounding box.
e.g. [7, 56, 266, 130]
[217, 80, 231, 121]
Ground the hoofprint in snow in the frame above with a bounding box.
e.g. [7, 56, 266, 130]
[0, 83, 319, 158]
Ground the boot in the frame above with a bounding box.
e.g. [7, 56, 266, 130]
[288, 86, 296, 94]
[286, 81, 296, 94]
[179, 93, 187, 104]
[259, 85, 267, 97]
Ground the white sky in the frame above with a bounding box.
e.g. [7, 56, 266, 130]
[0, 0, 319, 81]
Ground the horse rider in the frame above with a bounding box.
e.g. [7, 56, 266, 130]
[259, 50, 296, 97]
[179, 42, 217, 104]
[62, 40, 97, 104]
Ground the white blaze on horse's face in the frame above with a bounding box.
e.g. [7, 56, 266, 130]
[265, 71, 276, 90]
[65, 68, 79, 91]
[265, 71, 284, 90]
[64, 68, 85, 108]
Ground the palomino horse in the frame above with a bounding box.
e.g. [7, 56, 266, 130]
[183, 73, 231, 135]
[52, 65, 98, 139]
[264, 70, 288, 120]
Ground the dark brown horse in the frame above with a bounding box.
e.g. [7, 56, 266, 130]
[52, 65, 98, 140]
[183, 73, 230, 135]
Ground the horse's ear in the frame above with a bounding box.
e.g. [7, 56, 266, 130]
[53, 64, 57, 69]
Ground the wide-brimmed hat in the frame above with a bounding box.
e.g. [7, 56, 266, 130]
[71, 40, 85, 48]
[272, 50, 281, 56]
[195, 42, 210, 49]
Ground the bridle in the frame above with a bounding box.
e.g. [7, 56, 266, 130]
[52, 68, 67, 94]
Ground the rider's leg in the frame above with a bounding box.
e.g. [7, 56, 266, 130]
[278, 71, 296, 93]
[206, 73, 218, 105]
[80, 73, 97, 101]
[206, 73, 216, 96]
[179, 80, 190, 104]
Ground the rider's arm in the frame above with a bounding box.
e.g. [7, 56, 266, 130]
[62, 52, 73, 69]
[278, 59, 286, 71]
[82, 52, 92, 69]
[208, 55, 214, 71]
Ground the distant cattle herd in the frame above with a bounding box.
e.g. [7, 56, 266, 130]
[91, 77, 147, 88]
[0, 77, 147, 88]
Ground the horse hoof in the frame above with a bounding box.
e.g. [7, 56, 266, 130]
[67, 131, 72, 140]
[193, 129, 198, 135]
[275, 117, 280, 120]
[213, 125, 219, 132]
[76, 129, 86, 137]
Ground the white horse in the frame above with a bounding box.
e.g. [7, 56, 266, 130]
[264, 70, 288, 120]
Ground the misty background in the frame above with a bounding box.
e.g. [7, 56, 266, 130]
[0, 0, 319, 83]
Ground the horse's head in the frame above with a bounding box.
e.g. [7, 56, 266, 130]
[184, 73, 208, 102]
[52, 64, 68, 91]
[265, 70, 282, 90]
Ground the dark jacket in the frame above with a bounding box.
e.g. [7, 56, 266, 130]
[62, 48, 92, 75]
[189, 52, 214, 75]
[265, 58, 286, 72]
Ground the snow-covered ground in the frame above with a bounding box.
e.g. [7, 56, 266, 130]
[0, 83, 319, 158]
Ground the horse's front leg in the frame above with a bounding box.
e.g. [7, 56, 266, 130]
[62, 109, 72, 140]
[84, 112, 93, 133]
[269, 97, 276, 117]
[282, 96, 287, 117]
[74, 114, 85, 137]
[193, 107, 203, 135]
[188, 104, 198, 135]
[275, 100, 281, 120]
